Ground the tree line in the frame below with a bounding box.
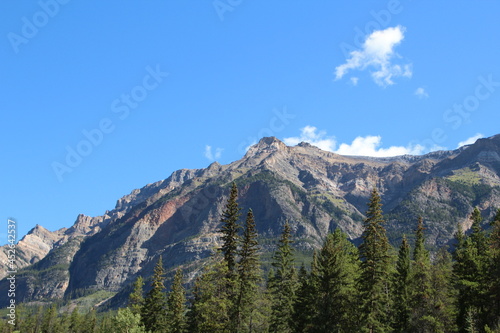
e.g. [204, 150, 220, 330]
[2, 183, 500, 332]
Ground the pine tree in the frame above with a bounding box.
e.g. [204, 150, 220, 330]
[487, 209, 500, 329]
[82, 308, 97, 333]
[41, 304, 58, 333]
[313, 229, 360, 332]
[393, 235, 411, 333]
[454, 208, 490, 331]
[68, 307, 82, 333]
[358, 188, 393, 333]
[292, 264, 316, 333]
[142, 256, 168, 332]
[409, 216, 434, 332]
[220, 182, 242, 276]
[236, 209, 261, 332]
[269, 221, 297, 333]
[166, 269, 187, 333]
[430, 246, 457, 332]
[129, 276, 145, 316]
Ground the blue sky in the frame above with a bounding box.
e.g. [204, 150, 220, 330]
[1, 1, 500, 242]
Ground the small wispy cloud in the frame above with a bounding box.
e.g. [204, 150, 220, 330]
[283, 126, 336, 152]
[457, 133, 484, 148]
[414, 87, 429, 99]
[350, 77, 359, 86]
[335, 25, 412, 87]
[204, 145, 223, 161]
[283, 126, 425, 157]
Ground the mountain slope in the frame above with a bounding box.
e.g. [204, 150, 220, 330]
[3, 134, 500, 308]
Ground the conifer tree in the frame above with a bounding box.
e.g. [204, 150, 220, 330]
[409, 216, 434, 331]
[142, 256, 168, 332]
[393, 235, 411, 333]
[487, 208, 500, 329]
[358, 188, 393, 333]
[455, 208, 490, 331]
[269, 221, 297, 333]
[313, 229, 360, 332]
[236, 209, 261, 332]
[129, 276, 145, 316]
[430, 246, 457, 332]
[220, 182, 242, 276]
[188, 256, 232, 332]
[292, 264, 316, 333]
[166, 269, 187, 333]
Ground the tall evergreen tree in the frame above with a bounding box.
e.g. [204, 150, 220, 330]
[313, 229, 360, 332]
[236, 209, 261, 332]
[454, 208, 490, 331]
[269, 221, 297, 333]
[292, 263, 316, 333]
[393, 235, 411, 333]
[166, 269, 187, 333]
[409, 217, 434, 332]
[142, 256, 168, 332]
[487, 209, 500, 329]
[220, 182, 242, 275]
[129, 276, 145, 316]
[358, 188, 393, 333]
[430, 246, 457, 332]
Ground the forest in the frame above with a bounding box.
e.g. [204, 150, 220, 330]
[1, 183, 500, 333]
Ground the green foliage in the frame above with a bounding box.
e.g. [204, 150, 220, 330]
[269, 222, 298, 333]
[128, 276, 144, 316]
[393, 235, 411, 332]
[358, 188, 393, 332]
[220, 182, 242, 276]
[312, 229, 360, 332]
[236, 209, 262, 332]
[141, 256, 167, 332]
[166, 269, 187, 333]
[112, 307, 146, 333]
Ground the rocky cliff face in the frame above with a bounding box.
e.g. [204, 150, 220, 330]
[3, 134, 500, 308]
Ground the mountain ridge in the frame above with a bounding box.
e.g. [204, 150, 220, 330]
[2, 134, 500, 308]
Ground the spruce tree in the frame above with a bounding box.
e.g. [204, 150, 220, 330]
[313, 229, 360, 332]
[393, 235, 411, 333]
[166, 269, 187, 333]
[220, 182, 242, 275]
[269, 221, 297, 333]
[236, 209, 261, 332]
[292, 264, 316, 333]
[487, 209, 500, 329]
[409, 216, 434, 331]
[142, 256, 168, 332]
[455, 208, 490, 331]
[129, 276, 145, 316]
[358, 188, 392, 333]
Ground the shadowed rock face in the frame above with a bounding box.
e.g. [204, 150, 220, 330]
[3, 134, 500, 307]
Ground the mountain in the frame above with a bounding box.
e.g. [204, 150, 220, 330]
[2, 134, 500, 308]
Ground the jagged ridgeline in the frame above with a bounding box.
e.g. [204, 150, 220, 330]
[1, 134, 500, 309]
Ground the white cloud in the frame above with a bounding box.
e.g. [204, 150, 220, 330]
[457, 133, 484, 148]
[336, 135, 424, 157]
[283, 126, 425, 157]
[335, 25, 412, 87]
[350, 77, 359, 86]
[204, 145, 223, 161]
[283, 126, 336, 152]
[414, 87, 429, 99]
